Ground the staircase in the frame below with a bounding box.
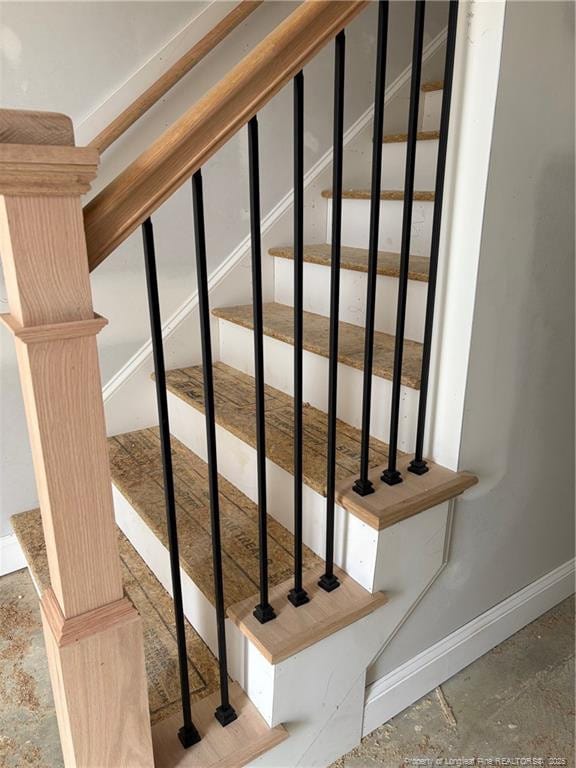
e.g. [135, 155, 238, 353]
[1, 2, 479, 767]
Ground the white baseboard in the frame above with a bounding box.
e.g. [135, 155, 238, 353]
[363, 558, 575, 736]
[0, 533, 26, 577]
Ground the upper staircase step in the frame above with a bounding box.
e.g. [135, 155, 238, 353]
[213, 302, 423, 388]
[321, 188, 435, 201]
[421, 80, 443, 92]
[11, 508, 220, 726]
[382, 130, 439, 143]
[269, 243, 430, 283]
[164, 362, 391, 499]
[108, 427, 321, 610]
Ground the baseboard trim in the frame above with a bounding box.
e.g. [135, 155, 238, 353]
[362, 558, 575, 736]
[0, 533, 26, 577]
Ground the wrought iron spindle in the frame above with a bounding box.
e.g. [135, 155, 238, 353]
[409, 0, 459, 476]
[248, 115, 276, 624]
[288, 71, 310, 608]
[319, 30, 346, 593]
[191, 171, 237, 726]
[142, 217, 201, 749]
[382, 0, 426, 486]
[353, 0, 390, 497]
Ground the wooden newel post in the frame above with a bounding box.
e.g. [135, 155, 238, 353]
[0, 110, 154, 766]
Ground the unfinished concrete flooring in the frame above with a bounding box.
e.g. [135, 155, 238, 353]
[0, 567, 573, 767]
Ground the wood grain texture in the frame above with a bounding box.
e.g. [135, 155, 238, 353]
[269, 243, 430, 282]
[164, 363, 391, 498]
[336, 454, 478, 531]
[0, 108, 74, 146]
[152, 682, 288, 768]
[41, 591, 154, 767]
[0, 312, 107, 343]
[322, 188, 435, 201]
[13, 508, 221, 725]
[383, 130, 439, 143]
[14, 333, 124, 618]
[0, 195, 95, 327]
[89, 1, 263, 153]
[108, 428, 321, 609]
[0, 144, 98, 196]
[227, 566, 388, 664]
[83, 0, 369, 270]
[213, 302, 423, 388]
[421, 80, 444, 92]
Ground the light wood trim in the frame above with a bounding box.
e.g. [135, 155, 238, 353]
[336, 455, 479, 531]
[0, 312, 107, 343]
[383, 130, 439, 143]
[89, 1, 263, 154]
[84, 0, 369, 270]
[0, 143, 99, 196]
[0, 113, 154, 766]
[42, 587, 139, 647]
[152, 682, 288, 768]
[0, 108, 74, 146]
[322, 188, 436, 201]
[227, 566, 388, 664]
[41, 591, 153, 767]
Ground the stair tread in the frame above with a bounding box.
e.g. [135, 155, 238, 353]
[421, 80, 443, 92]
[108, 427, 321, 611]
[11, 508, 220, 726]
[269, 243, 429, 282]
[152, 682, 288, 768]
[382, 130, 439, 144]
[321, 188, 435, 201]
[164, 362, 392, 498]
[213, 302, 423, 388]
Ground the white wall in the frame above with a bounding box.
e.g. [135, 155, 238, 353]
[0, 1, 448, 536]
[368, 0, 575, 683]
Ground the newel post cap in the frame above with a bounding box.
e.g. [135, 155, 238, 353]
[0, 108, 99, 196]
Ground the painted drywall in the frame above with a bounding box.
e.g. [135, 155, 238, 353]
[0, 1, 448, 536]
[368, 0, 575, 683]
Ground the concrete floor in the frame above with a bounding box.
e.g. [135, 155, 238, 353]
[0, 568, 574, 767]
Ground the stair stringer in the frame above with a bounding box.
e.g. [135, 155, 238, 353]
[241, 501, 452, 768]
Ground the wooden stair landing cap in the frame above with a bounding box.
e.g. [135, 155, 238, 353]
[152, 682, 288, 768]
[336, 454, 478, 531]
[227, 566, 387, 665]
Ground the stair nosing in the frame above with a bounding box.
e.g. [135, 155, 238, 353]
[321, 189, 435, 201]
[269, 244, 429, 283]
[382, 130, 439, 144]
[213, 302, 422, 389]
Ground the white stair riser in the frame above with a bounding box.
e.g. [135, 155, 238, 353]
[273, 256, 427, 342]
[112, 484, 245, 683]
[422, 89, 443, 131]
[381, 139, 439, 191]
[217, 318, 419, 450]
[166, 389, 380, 593]
[327, 198, 434, 256]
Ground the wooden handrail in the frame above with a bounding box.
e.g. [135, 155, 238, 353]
[84, 0, 369, 271]
[88, 0, 263, 154]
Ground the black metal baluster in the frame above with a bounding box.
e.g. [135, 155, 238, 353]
[409, 0, 459, 476]
[288, 71, 310, 608]
[142, 217, 201, 749]
[191, 170, 237, 726]
[353, 0, 390, 497]
[319, 30, 346, 593]
[248, 116, 276, 624]
[382, 0, 426, 486]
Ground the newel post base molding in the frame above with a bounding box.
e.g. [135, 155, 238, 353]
[0, 110, 154, 767]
